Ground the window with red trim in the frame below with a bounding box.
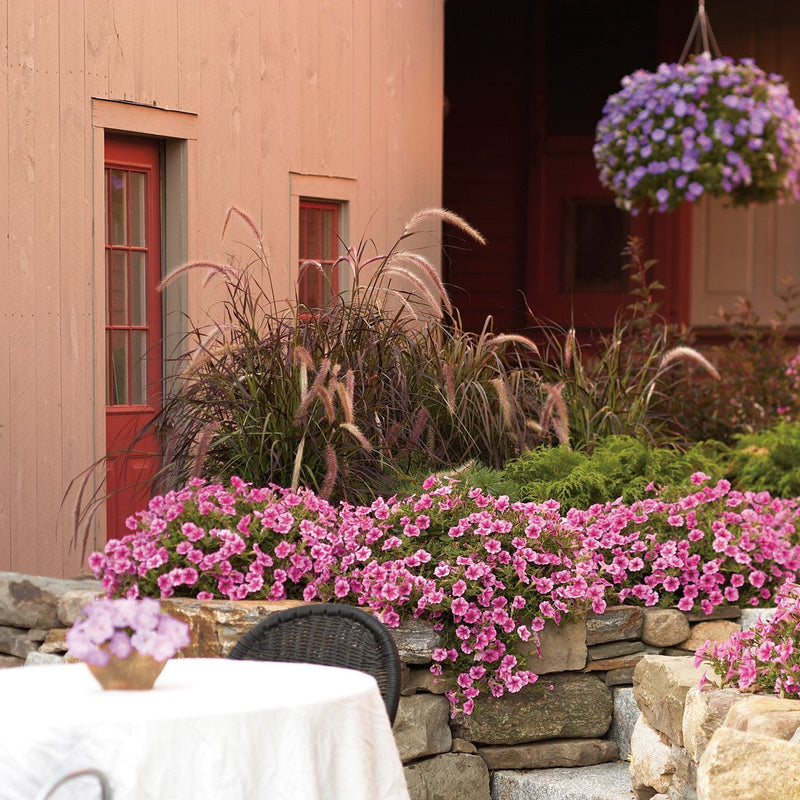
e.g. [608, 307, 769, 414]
[105, 158, 161, 407]
[298, 200, 340, 307]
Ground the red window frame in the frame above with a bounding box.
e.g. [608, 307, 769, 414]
[298, 200, 340, 308]
[104, 143, 162, 410]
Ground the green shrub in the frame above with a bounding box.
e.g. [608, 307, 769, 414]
[502, 435, 725, 508]
[393, 460, 522, 502]
[727, 420, 800, 498]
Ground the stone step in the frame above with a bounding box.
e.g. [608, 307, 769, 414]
[491, 762, 635, 800]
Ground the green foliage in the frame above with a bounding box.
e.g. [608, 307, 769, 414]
[666, 279, 800, 444]
[154, 208, 547, 505]
[727, 420, 800, 498]
[397, 461, 523, 502]
[502, 435, 725, 508]
[529, 238, 719, 451]
[504, 446, 589, 505]
[496, 421, 800, 508]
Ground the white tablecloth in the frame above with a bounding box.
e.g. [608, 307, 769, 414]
[0, 658, 410, 800]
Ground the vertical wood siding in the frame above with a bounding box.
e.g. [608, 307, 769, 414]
[0, 1, 10, 570]
[690, 0, 800, 326]
[7, 2, 37, 572]
[0, 0, 444, 576]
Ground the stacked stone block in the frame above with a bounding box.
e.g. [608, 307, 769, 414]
[630, 654, 800, 800]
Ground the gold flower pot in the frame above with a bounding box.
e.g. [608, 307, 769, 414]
[87, 651, 167, 691]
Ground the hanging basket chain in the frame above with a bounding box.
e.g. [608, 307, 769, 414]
[679, 0, 721, 64]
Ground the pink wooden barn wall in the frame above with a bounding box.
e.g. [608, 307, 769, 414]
[0, 0, 444, 577]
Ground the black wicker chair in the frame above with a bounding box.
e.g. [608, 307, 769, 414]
[228, 603, 401, 725]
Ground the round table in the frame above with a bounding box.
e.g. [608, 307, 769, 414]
[0, 658, 410, 800]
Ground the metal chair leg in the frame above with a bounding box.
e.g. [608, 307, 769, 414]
[34, 768, 112, 800]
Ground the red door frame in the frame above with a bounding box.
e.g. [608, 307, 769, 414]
[530, 137, 691, 330]
[104, 135, 162, 539]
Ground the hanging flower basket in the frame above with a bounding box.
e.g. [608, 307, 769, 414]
[594, 53, 800, 214]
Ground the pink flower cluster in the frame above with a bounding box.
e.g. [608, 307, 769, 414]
[781, 352, 800, 415]
[568, 474, 800, 613]
[88, 473, 800, 713]
[696, 579, 800, 697]
[66, 597, 191, 667]
[353, 484, 609, 714]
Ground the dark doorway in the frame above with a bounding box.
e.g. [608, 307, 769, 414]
[443, 0, 695, 335]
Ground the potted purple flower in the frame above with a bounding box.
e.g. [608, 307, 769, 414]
[66, 597, 191, 690]
[594, 53, 800, 213]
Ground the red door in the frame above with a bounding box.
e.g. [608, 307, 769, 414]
[104, 136, 162, 538]
[533, 138, 691, 331]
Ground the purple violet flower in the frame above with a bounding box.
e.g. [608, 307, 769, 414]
[594, 52, 800, 212]
[66, 597, 191, 667]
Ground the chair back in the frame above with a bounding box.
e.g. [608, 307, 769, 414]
[228, 603, 401, 724]
[34, 768, 112, 800]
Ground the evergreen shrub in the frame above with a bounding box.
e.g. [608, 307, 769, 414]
[501, 435, 725, 508]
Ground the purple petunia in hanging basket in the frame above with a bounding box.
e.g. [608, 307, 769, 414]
[594, 53, 800, 213]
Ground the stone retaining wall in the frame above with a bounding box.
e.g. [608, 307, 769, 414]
[0, 571, 767, 800]
[630, 653, 800, 800]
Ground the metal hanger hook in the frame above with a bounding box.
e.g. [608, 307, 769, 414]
[679, 0, 721, 64]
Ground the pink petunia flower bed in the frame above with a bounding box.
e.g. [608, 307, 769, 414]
[696, 579, 800, 698]
[89, 473, 800, 713]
